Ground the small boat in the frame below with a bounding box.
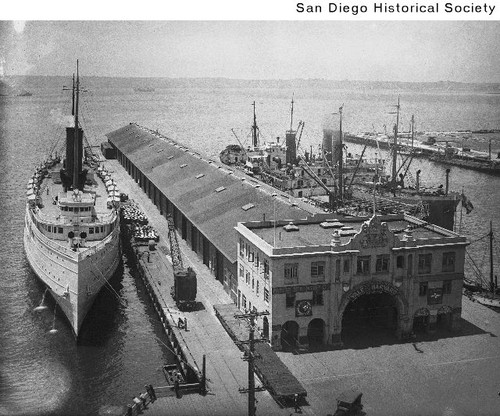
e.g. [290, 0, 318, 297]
[162, 364, 185, 385]
[465, 221, 500, 309]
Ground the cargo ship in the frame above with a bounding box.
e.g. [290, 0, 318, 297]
[23, 61, 121, 337]
[221, 98, 460, 230]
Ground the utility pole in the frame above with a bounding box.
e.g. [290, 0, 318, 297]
[235, 309, 270, 416]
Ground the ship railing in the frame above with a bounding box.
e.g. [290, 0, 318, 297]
[94, 211, 117, 224]
[26, 209, 78, 260]
[78, 217, 120, 260]
[33, 208, 117, 226]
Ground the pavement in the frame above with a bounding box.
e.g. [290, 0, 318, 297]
[106, 159, 500, 416]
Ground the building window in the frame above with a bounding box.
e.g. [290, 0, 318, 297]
[284, 263, 299, 284]
[256, 253, 260, 268]
[442, 252, 456, 273]
[58, 227, 63, 233]
[312, 287, 323, 306]
[285, 291, 295, 308]
[239, 239, 244, 257]
[357, 256, 371, 275]
[239, 265, 244, 279]
[248, 251, 254, 262]
[242, 295, 247, 310]
[443, 280, 452, 294]
[245, 271, 250, 285]
[335, 259, 341, 282]
[264, 288, 269, 303]
[264, 259, 269, 279]
[252, 278, 255, 290]
[256, 280, 259, 295]
[375, 255, 390, 272]
[418, 254, 432, 274]
[343, 259, 350, 273]
[396, 255, 405, 269]
[419, 282, 428, 296]
[311, 261, 325, 282]
[89, 227, 94, 234]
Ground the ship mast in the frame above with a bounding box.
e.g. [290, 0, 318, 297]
[251, 101, 258, 148]
[73, 60, 80, 189]
[411, 114, 415, 149]
[489, 220, 494, 294]
[338, 105, 344, 203]
[289, 94, 294, 132]
[391, 96, 400, 196]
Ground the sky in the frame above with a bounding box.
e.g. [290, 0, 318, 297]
[1, 19, 500, 83]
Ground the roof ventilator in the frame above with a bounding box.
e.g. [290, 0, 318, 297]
[283, 222, 299, 232]
[242, 203, 255, 211]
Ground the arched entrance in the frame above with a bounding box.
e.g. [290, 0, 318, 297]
[307, 318, 325, 348]
[339, 281, 407, 347]
[262, 316, 269, 340]
[413, 308, 430, 333]
[281, 321, 299, 352]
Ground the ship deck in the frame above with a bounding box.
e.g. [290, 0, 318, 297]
[32, 163, 115, 247]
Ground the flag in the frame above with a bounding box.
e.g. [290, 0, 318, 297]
[461, 192, 474, 214]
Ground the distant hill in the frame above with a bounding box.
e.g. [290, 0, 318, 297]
[6, 75, 500, 95]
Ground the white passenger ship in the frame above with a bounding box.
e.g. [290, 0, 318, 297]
[23, 62, 121, 337]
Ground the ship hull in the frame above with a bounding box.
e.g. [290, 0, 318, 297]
[23, 206, 121, 337]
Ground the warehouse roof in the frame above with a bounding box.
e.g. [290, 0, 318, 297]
[106, 123, 320, 263]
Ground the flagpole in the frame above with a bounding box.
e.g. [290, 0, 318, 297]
[459, 187, 464, 234]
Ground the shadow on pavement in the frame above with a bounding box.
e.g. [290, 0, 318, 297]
[285, 316, 491, 354]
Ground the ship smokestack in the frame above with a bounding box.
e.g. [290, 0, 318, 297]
[416, 169, 421, 192]
[286, 131, 297, 165]
[445, 168, 450, 195]
[322, 129, 341, 164]
[65, 126, 83, 189]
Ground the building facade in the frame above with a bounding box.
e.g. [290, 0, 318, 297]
[235, 214, 468, 350]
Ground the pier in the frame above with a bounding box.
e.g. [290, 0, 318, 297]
[344, 132, 500, 175]
[103, 125, 500, 416]
[104, 159, 304, 416]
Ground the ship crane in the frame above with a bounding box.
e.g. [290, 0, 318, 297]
[231, 129, 249, 157]
[297, 156, 336, 209]
[167, 214, 197, 311]
[295, 121, 305, 154]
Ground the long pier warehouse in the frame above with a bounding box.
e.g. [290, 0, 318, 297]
[106, 123, 318, 304]
[107, 123, 467, 351]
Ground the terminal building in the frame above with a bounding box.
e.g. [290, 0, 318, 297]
[235, 214, 468, 350]
[107, 123, 468, 351]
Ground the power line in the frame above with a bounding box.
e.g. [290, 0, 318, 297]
[234, 309, 270, 416]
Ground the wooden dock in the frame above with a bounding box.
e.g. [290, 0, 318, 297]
[103, 159, 302, 416]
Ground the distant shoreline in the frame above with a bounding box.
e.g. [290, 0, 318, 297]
[2, 75, 499, 94]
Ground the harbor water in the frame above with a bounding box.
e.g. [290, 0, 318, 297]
[0, 76, 499, 415]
